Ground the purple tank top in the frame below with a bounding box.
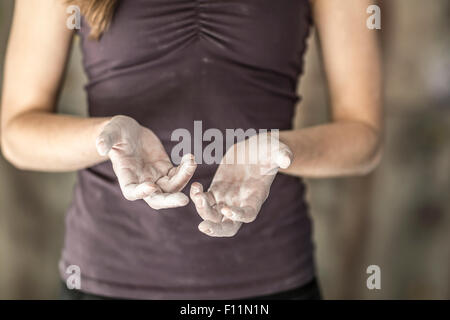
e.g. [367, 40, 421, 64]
[60, 0, 315, 299]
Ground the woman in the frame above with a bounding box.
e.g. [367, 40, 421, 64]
[1, 0, 382, 299]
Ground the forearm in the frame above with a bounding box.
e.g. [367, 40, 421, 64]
[279, 120, 382, 178]
[1, 111, 111, 171]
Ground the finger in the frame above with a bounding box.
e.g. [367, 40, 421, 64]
[144, 191, 189, 210]
[198, 220, 243, 237]
[190, 182, 216, 205]
[275, 144, 293, 169]
[190, 182, 204, 199]
[121, 181, 159, 201]
[221, 205, 258, 223]
[112, 166, 155, 201]
[158, 154, 197, 192]
[96, 123, 122, 156]
[190, 183, 222, 223]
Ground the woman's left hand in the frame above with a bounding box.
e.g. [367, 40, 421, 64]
[190, 134, 293, 237]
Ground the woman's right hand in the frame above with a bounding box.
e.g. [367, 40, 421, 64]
[96, 116, 196, 209]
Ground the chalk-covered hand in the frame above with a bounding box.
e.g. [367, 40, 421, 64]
[96, 115, 196, 209]
[190, 134, 293, 237]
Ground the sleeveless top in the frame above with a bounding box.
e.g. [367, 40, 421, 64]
[59, 0, 314, 299]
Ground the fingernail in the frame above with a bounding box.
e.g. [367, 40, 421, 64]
[200, 226, 211, 234]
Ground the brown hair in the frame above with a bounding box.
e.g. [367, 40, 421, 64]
[67, 0, 119, 39]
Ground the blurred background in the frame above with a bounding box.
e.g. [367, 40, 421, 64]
[0, 0, 449, 299]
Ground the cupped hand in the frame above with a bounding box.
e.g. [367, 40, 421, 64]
[96, 115, 196, 209]
[190, 133, 293, 237]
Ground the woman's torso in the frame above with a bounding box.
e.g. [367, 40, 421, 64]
[60, 0, 315, 299]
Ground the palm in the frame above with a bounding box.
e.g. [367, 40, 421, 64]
[110, 129, 172, 186]
[210, 163, 273, 210]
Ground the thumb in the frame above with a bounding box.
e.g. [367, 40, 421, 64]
[275, 143, 293, 169]
[96, 122, 122, 156]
